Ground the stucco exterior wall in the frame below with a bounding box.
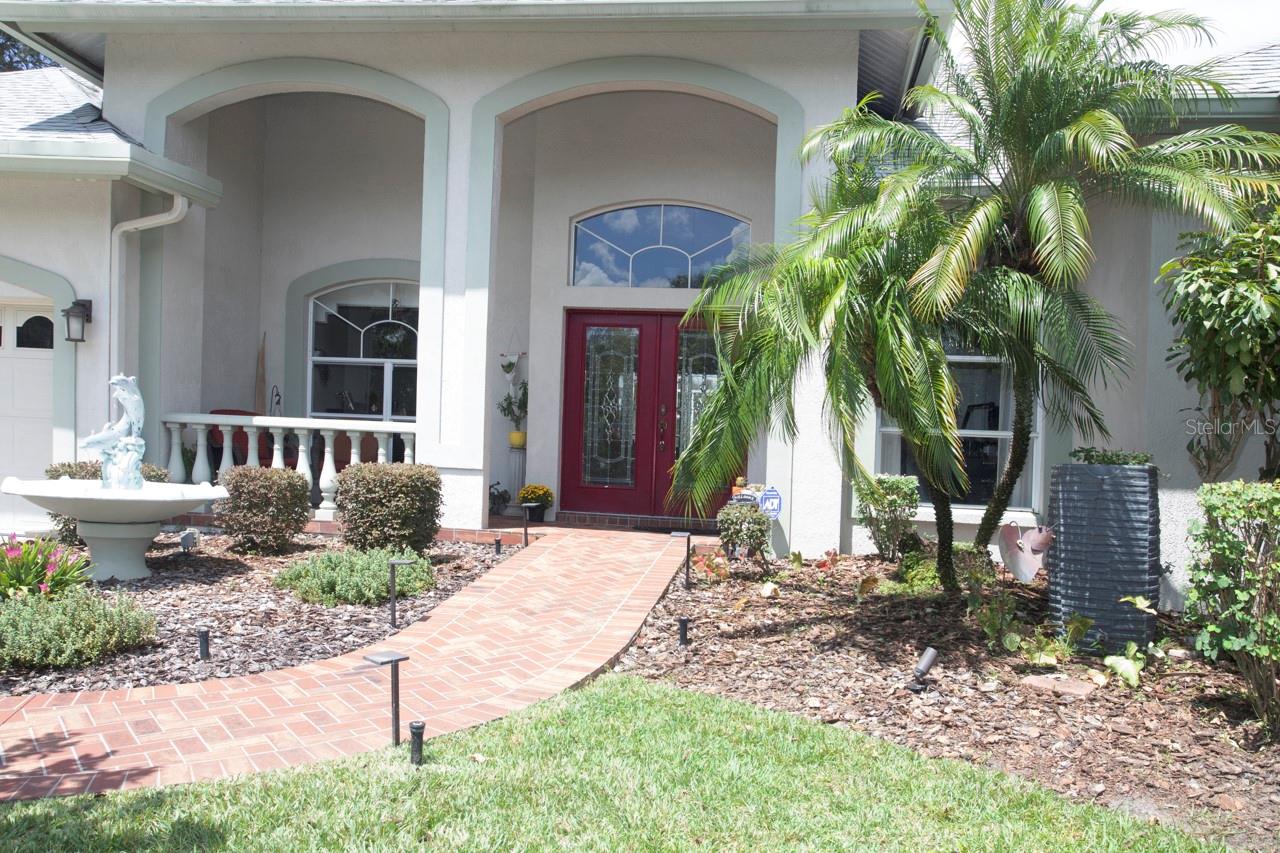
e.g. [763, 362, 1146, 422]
[514, 90, 777, 513]
[0, 177, 116, 454]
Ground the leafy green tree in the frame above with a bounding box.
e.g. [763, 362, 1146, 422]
[0, 33, 53, 72]
[808, 0, 1280, 549]
[1159, 208, 1280, 481]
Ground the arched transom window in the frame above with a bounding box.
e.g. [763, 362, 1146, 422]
[572, 203, 750, 288]
[309, 280, 417, 421]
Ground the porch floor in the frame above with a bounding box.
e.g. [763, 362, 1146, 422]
[0, 528, 685, 800]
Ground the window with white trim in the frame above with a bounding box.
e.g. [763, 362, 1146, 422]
[308, 280, 417, 421]
[876, 341, 1040, 510]
[571, 203, 750, 288]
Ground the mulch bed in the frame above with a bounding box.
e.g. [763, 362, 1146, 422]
[1, 533, 517, 697]
[616, 555, 1280, 851]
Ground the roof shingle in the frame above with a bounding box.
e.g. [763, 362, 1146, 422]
[0, 67, 130, 143]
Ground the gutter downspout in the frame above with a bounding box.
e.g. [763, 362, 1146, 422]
[108, 192, 189, 403]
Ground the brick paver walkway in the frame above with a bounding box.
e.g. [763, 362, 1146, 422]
[0, 529, 685, 800]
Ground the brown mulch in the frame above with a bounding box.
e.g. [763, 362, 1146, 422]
[1, 533, 517, 696]
[615, 555, 1280, 851]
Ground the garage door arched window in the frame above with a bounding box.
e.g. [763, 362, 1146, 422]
[308, 281, 417, 421]
[572, 203, 750, 288]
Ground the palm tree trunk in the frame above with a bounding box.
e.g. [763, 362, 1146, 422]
[974, 369, 1035, 549]
[931, 488, 958, 592]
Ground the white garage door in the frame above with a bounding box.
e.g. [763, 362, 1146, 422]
[0, 302, 55, 535]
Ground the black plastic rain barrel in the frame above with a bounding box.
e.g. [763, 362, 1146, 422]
[1043, 463, 1160, 652]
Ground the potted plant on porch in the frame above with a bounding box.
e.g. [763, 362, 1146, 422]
[518, 484, 554, 522]
[499, 381, 528, 449]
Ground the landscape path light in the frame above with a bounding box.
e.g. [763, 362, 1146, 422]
[363, 650, 410, 745]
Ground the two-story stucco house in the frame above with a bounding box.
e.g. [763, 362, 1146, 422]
[0, 2, 1276, 606]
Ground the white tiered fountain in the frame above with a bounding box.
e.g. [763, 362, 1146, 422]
[1, 375, 226, 580]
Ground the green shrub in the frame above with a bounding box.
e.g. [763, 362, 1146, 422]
[44, 460, 169, 545]
[215, 466, 311, 554]
[0, 587, 155, 668]
[853, 475, 919, 561]
[1068, 447, 1154, 466]
[336, 463, 442, 552]
[717, 503, 772, 558]
[275, 547, 433, 606]
[897, 552, 940, 592]
[0, 536, 89, 599]
[1188, 481, 1280, 737]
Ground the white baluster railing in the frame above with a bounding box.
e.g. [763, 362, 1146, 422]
[161, 413, 419, 519]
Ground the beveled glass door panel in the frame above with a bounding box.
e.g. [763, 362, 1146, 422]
[675, 328, 719, 455]
[581, 327, 639, 487]
[561, 312, 660, 515]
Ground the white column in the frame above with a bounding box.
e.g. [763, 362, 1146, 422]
[190, 425, 212, 485]
[165, 423, 186, 484]
[270, 428, 286, 469]
[245, 427, 261, 468]
[376, 432, 390, 464]
[317, 429, 338, 517]
[216, 425, 235, 483]
[349, 431, 363, 465]
[295, 429, 313, 487]
[402, 434, 415, 465]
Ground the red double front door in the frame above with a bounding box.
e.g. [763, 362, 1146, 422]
[560, 311, 726, 516]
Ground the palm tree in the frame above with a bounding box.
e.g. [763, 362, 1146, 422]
[807, 0, 1280, 549]
[673, 152, 972, 587]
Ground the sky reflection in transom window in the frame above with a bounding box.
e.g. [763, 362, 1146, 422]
[573, 203, 750, 288]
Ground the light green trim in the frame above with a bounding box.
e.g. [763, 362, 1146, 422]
[139, 58, 449, 456]
[283, 258, 420, 418]
[0, 141, 223, 207]
[466, 55, 806, 299]
[0, 254, 77, 461]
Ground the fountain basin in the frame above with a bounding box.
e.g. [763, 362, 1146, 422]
[1, 477, 228, 580]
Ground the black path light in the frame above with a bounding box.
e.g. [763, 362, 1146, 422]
[493, 534, 502, 556]
[197, 629, 210, 661]
[671, 531, 691, 589]
[908, 647, 939, 693]
[363, 650, 410, 745]
[388, 558, 415, 629]
[678, 617, 691, 647]
[520, 502, 540, 546]
[409, 721, 426, 766]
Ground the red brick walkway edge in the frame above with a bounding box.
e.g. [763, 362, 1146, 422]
[0, 529, 684, 800]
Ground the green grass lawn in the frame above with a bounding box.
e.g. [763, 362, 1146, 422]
[0, 675, 1218, 852]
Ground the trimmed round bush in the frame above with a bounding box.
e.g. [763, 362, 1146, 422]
[853, 474, 919, 561]
[336, 463, 442, 552]
[0, 587, 155, 669]
[45, 460, 169, 546]
[717, 502, 772, 558]
[215, 466, 311, 554]
[275, 547, 433, 606]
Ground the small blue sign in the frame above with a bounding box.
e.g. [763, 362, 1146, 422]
[758, 486, 783, 519]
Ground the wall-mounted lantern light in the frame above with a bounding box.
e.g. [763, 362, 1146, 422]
[62, 299, 92, 343]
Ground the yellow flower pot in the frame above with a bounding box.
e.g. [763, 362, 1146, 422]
[508, 430, 527, 449]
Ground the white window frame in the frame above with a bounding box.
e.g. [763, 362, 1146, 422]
[874, 352, 1044, 516]
[306, 279, 418, 423]
[569, 201, 751, 289]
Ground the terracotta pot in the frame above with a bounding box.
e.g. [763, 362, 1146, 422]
[508, 430, 527, 449]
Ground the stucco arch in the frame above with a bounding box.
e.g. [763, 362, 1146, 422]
[139, 59, 449, 448]
[282, 258, 420, 418]
[464, 56, 807, 299]
[0, 255, 77, 460]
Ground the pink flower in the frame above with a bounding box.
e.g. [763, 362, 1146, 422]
[38, 583, 49, 594]
[46, 563, 57, 576]
[3, 546, 20, 560]
[7, 533, 15, 544]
